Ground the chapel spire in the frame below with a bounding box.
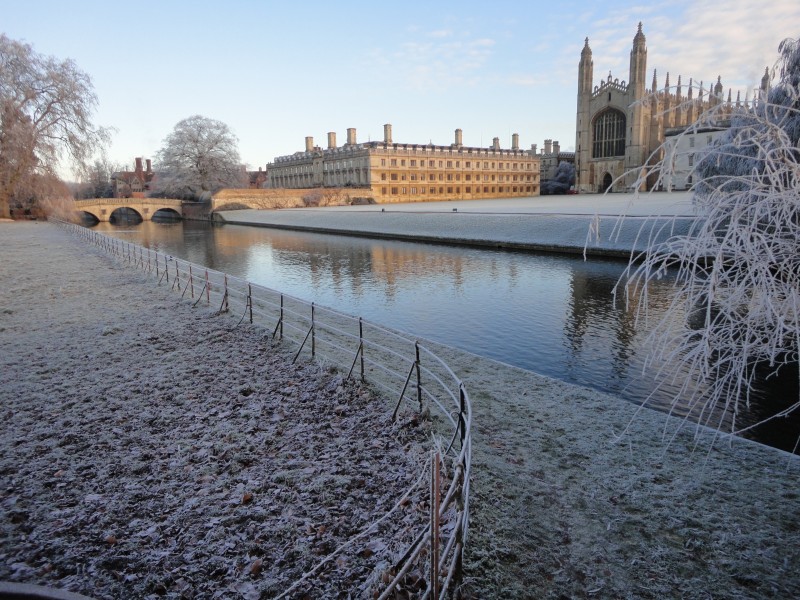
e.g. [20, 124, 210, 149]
[578, 37, 594, 95]
[628, 22, 648, 96]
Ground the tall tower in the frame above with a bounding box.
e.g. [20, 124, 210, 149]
[575, 38, 593, 192]
[625, 22, 649, 189]
[628, 22, 647, 99]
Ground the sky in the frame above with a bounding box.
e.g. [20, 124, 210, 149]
[3, 0, 798, 179]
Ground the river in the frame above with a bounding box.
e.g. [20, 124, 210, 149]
[89, 218, 799, 452]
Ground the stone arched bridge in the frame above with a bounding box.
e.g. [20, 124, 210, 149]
[75, 198, 184, 222]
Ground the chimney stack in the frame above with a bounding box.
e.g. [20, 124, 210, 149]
[492, 137, 500, 150]
[146, 159, 151, 173]
[544, 139, 552, 154]
[531, 143, 538, 154]
[454, 128, 463, 147]
[305, 136, 314, 152]
[553, 140, 560, 155]
[512, 133, 519, 150]
[135, 157, 143, 173]
[383, 123, 392, 144]
[347, 128, 356, 145]
[327, 131, 337, 149]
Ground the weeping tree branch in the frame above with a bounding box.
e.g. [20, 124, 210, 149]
[611, 37, 800, 444]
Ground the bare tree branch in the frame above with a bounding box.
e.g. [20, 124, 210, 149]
[0, 34, 109, 218]
[152, 115, 247, 201]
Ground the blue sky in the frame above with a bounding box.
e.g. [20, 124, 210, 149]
[3, 0, 798, 178]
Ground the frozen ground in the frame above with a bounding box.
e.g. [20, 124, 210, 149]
[3, 221, 800, 600]
[288, 192, 697, 216]
[0, 223, 431, 599]
[217, 192, 699, 257]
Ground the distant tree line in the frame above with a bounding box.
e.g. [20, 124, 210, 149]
[1, 34, 252, 217]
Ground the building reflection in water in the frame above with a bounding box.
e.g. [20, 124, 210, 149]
[90, 219, 799, 452]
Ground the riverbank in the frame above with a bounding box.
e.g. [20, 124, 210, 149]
[2, 221, 799, 599]
[0, 222, 431, 598]
[215, 192, 700, 258]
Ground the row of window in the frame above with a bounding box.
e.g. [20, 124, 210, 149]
[380, 172, 535, 182]
[380, 185, 535, 195]
[380, 158, 534, 170]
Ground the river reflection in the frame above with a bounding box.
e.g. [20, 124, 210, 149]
[92, 220, 799, 452]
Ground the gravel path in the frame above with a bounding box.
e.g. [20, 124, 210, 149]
[0, 222, 431, 599]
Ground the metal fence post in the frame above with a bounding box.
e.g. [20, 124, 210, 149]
[311, 303, 316, 357]
[248, 283, 253, 323]
[415, 342, 422, 412]
[272, 294, 284, 340]
[359, 318, 365, 381]
[459, 384, 467, 450]
[430, 451, 441, 599]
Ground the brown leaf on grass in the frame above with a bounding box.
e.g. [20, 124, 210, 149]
[249, 557, 262, 576]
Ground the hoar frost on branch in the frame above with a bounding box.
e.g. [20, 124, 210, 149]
[0, 34, 109, 218]
[153, 115, 247, 201]
[618, 37, 800, 445]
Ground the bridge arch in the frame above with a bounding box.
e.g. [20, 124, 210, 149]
[80, 210, 100, 224]
[109, 207, 144, 224]
[73, 198, 184, 222]
[152, 207, 182, 221]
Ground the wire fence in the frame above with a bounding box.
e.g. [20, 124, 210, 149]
[60, 221, 472, 599]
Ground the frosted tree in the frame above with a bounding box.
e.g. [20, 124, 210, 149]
[541, 161, 576, 195]
[0, 34, 108, 218]
[153, 115, 248, 201]
[620, 37, 799, 444]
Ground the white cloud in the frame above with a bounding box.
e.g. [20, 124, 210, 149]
[577, 1, 799, 95]
[428, 29, 453, 39]
[370, 28, 497, 92]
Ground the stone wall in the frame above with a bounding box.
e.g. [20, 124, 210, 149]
[211, 188, 373, 212]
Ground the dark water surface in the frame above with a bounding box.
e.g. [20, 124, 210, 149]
[91, 219, 799, 452]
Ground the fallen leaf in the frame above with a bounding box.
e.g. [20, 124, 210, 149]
[249, 558, 262, 576]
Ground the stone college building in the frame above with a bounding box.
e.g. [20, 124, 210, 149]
[575, 23, 749, 193]
[267, 124, 540, 203]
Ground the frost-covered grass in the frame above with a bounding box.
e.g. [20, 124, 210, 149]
[0, 223, 431, 599]
[3, 223, 800, 600]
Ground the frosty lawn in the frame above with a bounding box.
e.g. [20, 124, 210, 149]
[0, 222, 430, 598]
[2, 221, 799, 599]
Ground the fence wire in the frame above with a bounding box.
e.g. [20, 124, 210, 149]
[61, 221, 472, 599]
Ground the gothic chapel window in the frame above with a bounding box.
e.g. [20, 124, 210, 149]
[592, 109, 626, 158]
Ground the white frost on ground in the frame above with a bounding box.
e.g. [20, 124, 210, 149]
[2, 221, 800, 600]
[280, 192, 697, 216]
[0, 222, 431, 599]
[217, 192, 699, 256]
